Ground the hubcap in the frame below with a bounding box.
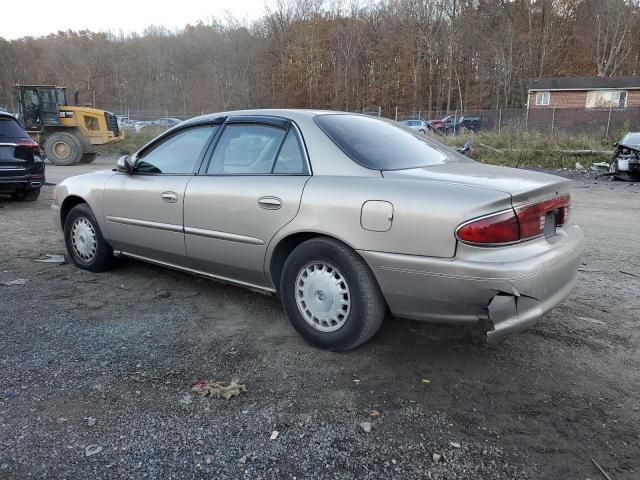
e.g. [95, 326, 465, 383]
[295, 261, 351, 332]
[53, 141, 71, 159]
[71, 217, 97, 262]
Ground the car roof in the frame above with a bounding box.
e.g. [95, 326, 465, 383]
[182, 109, 349, 126]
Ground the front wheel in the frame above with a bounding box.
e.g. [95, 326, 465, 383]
[80, 152, 97, 164]
[280, 238, 386, 351]
[44, 132, 83, 166]
[63, 203, 114, 272]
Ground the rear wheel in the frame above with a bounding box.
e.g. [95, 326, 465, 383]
[63, 203, 114, 272]
[280, 238, 386, 351]
[11, 188, 40, 202]
[44, 132, 83, 166]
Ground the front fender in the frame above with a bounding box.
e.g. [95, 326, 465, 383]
[53, 170, 115, 237]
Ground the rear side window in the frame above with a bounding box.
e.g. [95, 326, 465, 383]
[314, 114, 458, 170]
[273, 130, 307, 174]
[207, 124, 287, 174]
[0, 117, 27, 138]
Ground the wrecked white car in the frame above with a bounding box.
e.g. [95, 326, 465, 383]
[611, 132, 640, 180]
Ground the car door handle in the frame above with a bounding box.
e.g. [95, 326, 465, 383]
[257, 196, 282, 210]
[161, 191, 178, 203]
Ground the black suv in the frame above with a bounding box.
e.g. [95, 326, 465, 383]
[0, 111, 44, 201]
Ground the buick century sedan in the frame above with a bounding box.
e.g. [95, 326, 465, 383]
[52, 110, 585, 351]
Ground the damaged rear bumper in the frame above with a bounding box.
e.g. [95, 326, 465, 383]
[358, 224, 585, 343]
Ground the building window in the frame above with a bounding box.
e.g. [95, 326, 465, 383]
[586, 90, 628, 109]
[535, 91, 550, 106]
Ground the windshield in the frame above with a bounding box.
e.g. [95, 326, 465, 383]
[314, 114, 466, 170]
[621, 132, 640, 145]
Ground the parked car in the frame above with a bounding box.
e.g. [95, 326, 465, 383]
[400, 118, 429, 133]
[120, 118, 151, 132]
[52, 110, 584, 351]
[452, 115, 482, 133]
[0, 111, 44, 201]
[430, 115, 483, 134]
[611, 132, 640, 180]
[151, 117, 182, 128]
[427, 115, 452, 131]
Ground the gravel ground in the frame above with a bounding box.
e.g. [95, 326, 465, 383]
[1, 162, 639, 479]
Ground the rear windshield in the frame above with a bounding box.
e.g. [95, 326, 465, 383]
[314, 114, 463, 170]
[0, 116, 27, 138]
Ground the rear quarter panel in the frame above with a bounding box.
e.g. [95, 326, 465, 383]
[265, 175, 512, 270]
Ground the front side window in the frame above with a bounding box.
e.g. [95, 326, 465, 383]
[207, 123, 287, 174]
[135, 124, 216, 174]
[315, 114, 462, 170]
[586, 90, 627, 109]
[535, 91, 550, 106]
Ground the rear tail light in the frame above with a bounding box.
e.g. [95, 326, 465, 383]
[457, 194, 571, 245]
[16, 139, 41, 156]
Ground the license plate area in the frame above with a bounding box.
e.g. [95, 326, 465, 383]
[0, 146, 14, 161]
[544, 211, 557, 238]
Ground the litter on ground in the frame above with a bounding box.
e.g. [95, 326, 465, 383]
[191, 379, 247, 400]
[34, 254, 66, 264]
[0, 279, 28, 286]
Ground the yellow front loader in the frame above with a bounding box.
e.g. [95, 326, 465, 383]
[16, 85, 124, 165]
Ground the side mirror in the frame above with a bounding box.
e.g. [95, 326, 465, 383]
[117, 155, 133, 173]
[613, 142, 619, 148]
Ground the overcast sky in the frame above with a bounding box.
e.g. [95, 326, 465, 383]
[2, 0, 268, 40]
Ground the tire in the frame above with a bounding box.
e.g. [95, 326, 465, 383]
[63, 203, 114, 272]
[280, 237, 386, 351]
[43, 132, 83, 166]
[80, 152, 97, 164]
[419, 129, 426, 134]
[11, 188, 40, 201]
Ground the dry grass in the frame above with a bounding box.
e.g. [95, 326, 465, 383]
[100, 128, 166, 156]
[432, 128, 616, 169]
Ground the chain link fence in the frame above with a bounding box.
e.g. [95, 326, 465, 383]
[113, 106, 640, 139]
[373, 107, 640, 138]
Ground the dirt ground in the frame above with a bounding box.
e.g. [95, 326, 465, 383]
[1, 159, 639, 479]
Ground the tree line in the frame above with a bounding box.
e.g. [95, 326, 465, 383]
[1, 0, 639, 118]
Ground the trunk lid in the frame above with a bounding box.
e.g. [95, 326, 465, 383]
[382, 162, 571, 206]
[0, 140, 36, 176]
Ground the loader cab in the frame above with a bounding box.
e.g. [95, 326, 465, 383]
[16, 85, 67, 132]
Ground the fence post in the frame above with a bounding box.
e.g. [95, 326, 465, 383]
[525, 108, 529, 130]
[418, 109, 421, 120]
[498, 109, 502, 134]
[551, 107, 556, 135]
[606, 106, 613, 138]
[395, 106, 398, 121]
[453, 109, 458, 136]
[378, 106, 382, 117]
